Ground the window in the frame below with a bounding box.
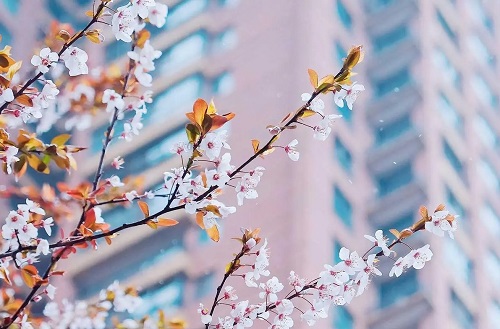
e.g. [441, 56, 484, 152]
[166, 0, 209, 30]
[372, 26, 409, 53]
[194, 272, 215, 299]
[481, 204, 500, 237]
[214, 27, 238, 51]
[145, 74, 204, 125]
[472, 75, 497, 108]
[446, 187, 466, 220]
[379, 270, 418, 308]
[451, 291, 475, 329]
[465, 0, 494, 34]
[437, 10, 457, 45]
[474, 115, 497, 149]
[135, 273, 187, 316]
[335, 137, 352, 173]
[218, 0, 240, 7]
[373, 68, 411, 97]
[444, 240, 474, 286]
[477, 158, 499, 190]
[376, 163, 413, 196]
[467, 36, 494, 67]
[333, 306, 353, 329]
[2, 0, 19, 14]
[375, 115, 411, 145]
[336, 0, 352, 29]
[47, 0, 86, 29]
[156, 31, 208, 75]
[438, 93, 463, 132]
[334, 186, 352, 228]
[443, 140, 464, 178]
[337, 105, 352, 123]
[485, 251, 500, 287]
[75, 225, 187, 299]
[119, 126, 186, 178]
[433, 49, 461, 89]
[333, 241, 343, 264]
[380, 212, 414, 233]
[489, 301, 500, 328]
[213, 71, 235, 95]
[0, 23, 12, 46]
[364, 0, 395, 13]
[105, 40, 131, 62]
[334, 41, 346, 67]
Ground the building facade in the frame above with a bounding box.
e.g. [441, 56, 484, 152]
[1, 0, 500, 328]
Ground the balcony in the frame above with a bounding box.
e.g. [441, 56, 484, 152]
[365, 0, 419, 36]
[367, 38, 420, 81]
[367, 128, 424, 175]
[368, 292, 431, 329]
[367, 180, 427, 227]
[365, 84, 422, 125]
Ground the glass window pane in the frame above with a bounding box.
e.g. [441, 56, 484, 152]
[334, 186, 352, 228]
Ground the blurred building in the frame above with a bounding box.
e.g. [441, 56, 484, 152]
[1, 0, 500, 328]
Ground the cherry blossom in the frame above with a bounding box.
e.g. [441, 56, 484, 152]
[301, 93, 325, 114]
[102, 89, 125, 113]
[33, 80, 59, 109]
[364, 229, 391, 256]
[336, 247, 365, 275]
[0, 145, 20, 174]
[111, 156, 125, 170]
[42, 217, 54, 236]
[389, 256, 406, 277]
[425, 210, 457, 239]
[272, 299, 294, 328]
[284, 139, 299, 161]
[198, 303, 212, 324]
[31, 47, 58, 74]
[288, 271, 306, 292]
[106, 175, 125, 187]
[0, 86, 14, 104]
[259, 276, 284, 303]
[148, 2, 168, 27]
[127, 40, 162, 71]
[336, 82, 365, 110]
[200, 130, 230, 160]
[112, 5, 138, 42]
[60, 47, 88, 76]
[406, 244, 433, 270]
[131, 0, 156, 19]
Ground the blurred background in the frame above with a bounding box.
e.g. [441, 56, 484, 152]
[1, 0, 500, 328]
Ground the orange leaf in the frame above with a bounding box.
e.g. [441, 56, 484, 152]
[51, 134, 71, 146]
[389, 229, 400, 239]
[21, 265, 38, 288]
[146, 220, 157, 229]
[307, 69, 318, 88]
[206, 226, 220, 242]
[138, 201, 149, 217]
[195, 212, 204, 229]
[157, 217, 179, 227]
[0, 268, 11, 285]
[193, 98, 208, 127]
[251, 139, 259, 154]
[16, 94, 33, 107]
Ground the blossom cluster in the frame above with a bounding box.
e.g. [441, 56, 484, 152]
[39, 281, 142, 329]
[198, 212, 457, 328]
[1, 199, 53, 268]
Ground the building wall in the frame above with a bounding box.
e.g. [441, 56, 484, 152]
[1, 0, 500, 328]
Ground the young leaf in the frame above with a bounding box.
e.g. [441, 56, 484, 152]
[138, 201, 149, 217]
[251, 139, 260, 154]
[307, 69, 318, 88]
[157, 217, 179, 227]
[206, 225, 220, 242]
[146, 220, 158, 229]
